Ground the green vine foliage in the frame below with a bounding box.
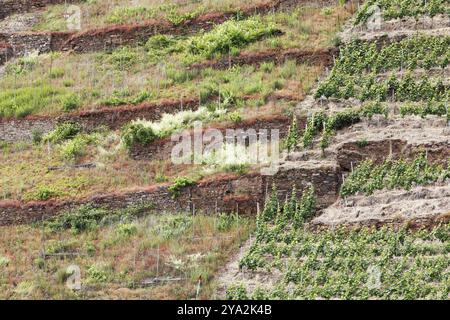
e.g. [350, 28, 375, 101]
[302, 103, 388, 150]
[316, 71, 449, 102]
[340, 154, 449, 197]
[400, 102, 449, 120]
[235, 223, 450, 299]
[315, 35, 450, 103]
[354, 0, 449, 25]
[333, 36, 450, 75]
[252, 185, 316, 247]
[283, 116, 300, 153]
[235, 182, 450, 299]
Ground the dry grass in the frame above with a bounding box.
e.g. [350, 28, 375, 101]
[0, 4, 345, 118]
[0, 50, 323, 117]
[0, 98, 301, 202]
[31, 0, 279, 31]
[0, 209, 254, 299]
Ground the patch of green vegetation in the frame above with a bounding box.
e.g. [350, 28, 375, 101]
[355, 0, 449, 25]
[166, 7, 204, 26]
[152, 215, 193, 239]
[356, 139, 369, 148]
[86, 264, 110, 283]
[283, 116, 300, 152]
[0, 85, 67, 118]
[340, 154, 449, 197]
[316, 72, 448, 102]
[400, 102, 449, 119]
[233, 185, 450, 300]
[107, 46, 139, 70]
[334, 36, 450, 75]
[121, 122, 157, 149]
[115, 223, 138, 238]
[62, 94, 81, 112]
[105, 5, 160, 24]
[31, 186, 61, 201]
[121, 106, 227, 149]
[186, 17, 280, 60]
[5, 54, 39, 75]
[58, 133, 99, 161]
[44, 203, 151, 234]
[168, 177, 196, 198]
[43, 122, 82, 144]
[226, 284, 249, 300]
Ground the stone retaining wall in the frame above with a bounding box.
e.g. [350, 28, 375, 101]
[0, 162, 342, 225]
[0, 0, 79, 20]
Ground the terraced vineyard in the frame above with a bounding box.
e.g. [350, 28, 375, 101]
[221, 188, 449, 300]
[0, 0, 448, 301]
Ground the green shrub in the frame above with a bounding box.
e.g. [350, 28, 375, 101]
[101, 95, 128, 107]
[121, 122, 156, 148]
[187, 17, 280, 59]
[131, 91, 153, 105]
[5, 54, 38, 75]
[31, 130, 43, 145]
[45, 203, 152, 233]
[43, 122, 82, 144]
[226, 284, 249, 300]
[153, 215, 193, 239]
[45, 205, 108, 233]
[260, 61, 275, 73]
[356, 139, 369, 148]
[46, 239, 78, 255]
[87, 264, 109, 283]
[228, 111, 242, 123]
[107, 46, 138, 69]
[33, 186, 60, 201]
[115, 223, 138, 238]
[59, 133, 98, 161]
[145, 34, 177, 51]
[145, 34, 182, 61]
[62, 94, 81, 111]
[284, 116, 299, 152]
[168, 177, 196, 198]
[0, 85, 66, 118]
[167, 9, 200, 26]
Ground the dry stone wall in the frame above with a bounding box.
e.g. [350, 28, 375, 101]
[0, 0, 79, 20]
[0, 161, 343, 226]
